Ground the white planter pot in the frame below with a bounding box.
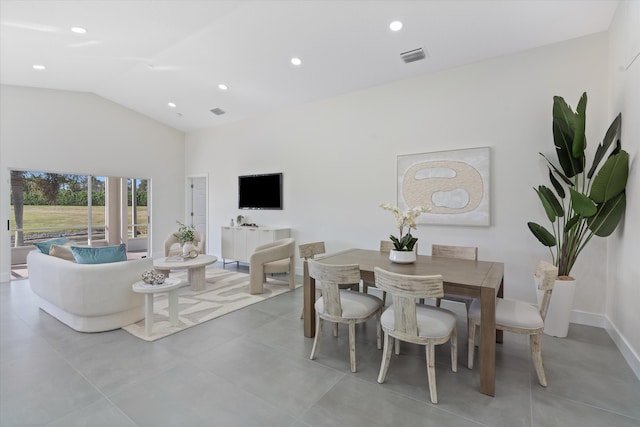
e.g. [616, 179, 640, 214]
[389, 249, 416, 264]
[536, 277, 576, 338]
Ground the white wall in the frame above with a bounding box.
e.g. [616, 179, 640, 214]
[186, 33, 610, 312]
[0, 85, 186, 282]
[607, 0, 640, 376]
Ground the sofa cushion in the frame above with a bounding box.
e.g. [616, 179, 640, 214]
[71, 244, 127, 264]
[34, 237, 69, 254]
[49, 244, 76, 262]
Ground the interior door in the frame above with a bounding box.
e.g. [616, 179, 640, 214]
[188, 176, 207, 252]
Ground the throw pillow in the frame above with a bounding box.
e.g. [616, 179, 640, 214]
[49, 244, 76, 262]
[70, 243, 127, 264]
[34, 237, 69, 254]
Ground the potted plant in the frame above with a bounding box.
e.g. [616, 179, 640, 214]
[174, 221, 197, 256]
[527, 92, 629, 337]
[380, 203, 431, 263]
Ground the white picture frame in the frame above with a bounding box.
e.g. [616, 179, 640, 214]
[397, 147, 490, 226]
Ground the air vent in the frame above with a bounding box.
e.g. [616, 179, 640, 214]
[210, 108, 226, 116]
[400, 48, 427, 63]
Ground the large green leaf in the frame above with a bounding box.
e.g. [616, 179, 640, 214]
[588, 192, 626, 237]
[528, 222, 556, 247]
[587, 113, 621, 178]
[552, 96, 584, 177]
[540, 153, 573, 186]
[564, 214, 581, 233]
[548, 168, 565, 199]
[572, 92, 587, 158]
[590, 150, 629, 203]
[535, 186, 563, 222]
[569, 188, 597, 217]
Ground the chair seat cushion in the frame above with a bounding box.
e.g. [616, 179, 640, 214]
[315, 290, 382, 319]
[264, 258, 289, 273]
[381, 304, 457, 339]
[469, 298, 543, 330]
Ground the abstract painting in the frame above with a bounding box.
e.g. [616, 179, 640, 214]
[397, 147, 490, 226]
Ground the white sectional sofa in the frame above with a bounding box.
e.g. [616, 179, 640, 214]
[27, 251, 153, 332]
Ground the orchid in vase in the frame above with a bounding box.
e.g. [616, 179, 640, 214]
[380, 203, 431, 251]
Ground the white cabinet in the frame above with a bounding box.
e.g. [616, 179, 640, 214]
[221, 226, 290, 264]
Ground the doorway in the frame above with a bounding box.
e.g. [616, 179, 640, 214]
[187, 175, 208, 253]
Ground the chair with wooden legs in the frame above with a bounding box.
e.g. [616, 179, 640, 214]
[374, 267, 457, 404]
[308, 260, 383, 373]
[431, 244, 478, 331]
[467, 260, 558, 387]
[299, 242, 357, 323]
[363, 240, 411, 304]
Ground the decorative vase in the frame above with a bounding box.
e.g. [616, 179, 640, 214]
[182, 242, 196, 257]
[389, 249, 416, 264]
[536, 276, 576, 338]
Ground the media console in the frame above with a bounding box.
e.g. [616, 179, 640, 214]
[221, 226, 291, 265]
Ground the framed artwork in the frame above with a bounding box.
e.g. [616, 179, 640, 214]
[397, 147, 490, 226]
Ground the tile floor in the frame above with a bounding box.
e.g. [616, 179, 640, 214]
[1, 262, 639, 427]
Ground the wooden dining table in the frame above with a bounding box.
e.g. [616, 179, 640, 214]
[302, 248, 504, 397]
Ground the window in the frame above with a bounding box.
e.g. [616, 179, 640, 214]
[9, 170, 150, 278]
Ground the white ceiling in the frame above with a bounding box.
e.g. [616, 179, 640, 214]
[0, 0, 618, 133]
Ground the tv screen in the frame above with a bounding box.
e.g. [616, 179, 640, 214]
[238, 173, 283, 210]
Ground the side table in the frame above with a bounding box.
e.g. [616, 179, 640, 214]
[132, 278, 183, 337]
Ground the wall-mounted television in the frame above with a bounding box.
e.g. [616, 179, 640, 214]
[238, 173, 283, 210]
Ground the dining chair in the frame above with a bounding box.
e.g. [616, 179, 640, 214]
[374, 267, 457, 404]
[299, 242, 360, 321]
[299, 242, 324, 320]
[308, 259, 383, 373]
[431, 244, 478, 332]
[467, 260, 558, 387]
[362, 240, 404, 304]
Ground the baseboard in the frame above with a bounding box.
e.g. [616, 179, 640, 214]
[569, 309, 607, 328]
[604, 316, 640, 380]
[570, 309, 640, 380]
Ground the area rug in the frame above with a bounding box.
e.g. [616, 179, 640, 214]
[123, 268, 299, 341]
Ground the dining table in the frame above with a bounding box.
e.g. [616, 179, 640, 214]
[302, 248, 504, 397]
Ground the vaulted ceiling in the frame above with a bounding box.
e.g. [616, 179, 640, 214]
[0, 1, 618, 132]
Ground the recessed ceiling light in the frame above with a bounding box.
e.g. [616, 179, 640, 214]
[218, 84, 228, 91]
[389, 21, 403, 31]
[32, 64, 46, 70]
[71, 27, 87, 34]
[290, 57, 302, 66]
[167, 102, 177, 108]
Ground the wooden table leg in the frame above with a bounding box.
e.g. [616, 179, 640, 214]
[479, 286, 496, 396]
[496, 278, 504, 343]
[303, 260, 316, 337]
[189, 266, 206, 291]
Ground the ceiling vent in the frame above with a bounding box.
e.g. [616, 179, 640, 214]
[400, 47, 427, 63]
[210, 108, 226, 116]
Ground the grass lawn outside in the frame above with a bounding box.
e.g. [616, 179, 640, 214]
[9, 205, 148, 242]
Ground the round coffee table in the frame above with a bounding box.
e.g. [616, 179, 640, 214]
[153, 254, 217, 291]
[132, 277, 183, 337]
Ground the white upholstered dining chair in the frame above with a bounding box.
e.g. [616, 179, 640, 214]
[298, 242, 357, 321]
[362, 240, 409, 305]
[308, 260, 383, 373]
[374, 267, 457, 404]
[432, 244, 478, 333]
[467, 260, 558, 387]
